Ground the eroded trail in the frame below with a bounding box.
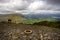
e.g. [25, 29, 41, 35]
[0, 23, 60, 40]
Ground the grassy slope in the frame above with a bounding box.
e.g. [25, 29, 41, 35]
[22, 18, 56, 24]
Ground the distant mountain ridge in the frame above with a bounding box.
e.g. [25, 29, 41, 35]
[23, 13, 60, 21]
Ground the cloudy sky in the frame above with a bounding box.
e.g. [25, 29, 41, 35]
[0, 0, 60, 14]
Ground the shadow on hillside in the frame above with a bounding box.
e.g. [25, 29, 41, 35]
[33, 21, 60, 28]
[0, 21, 60, 29]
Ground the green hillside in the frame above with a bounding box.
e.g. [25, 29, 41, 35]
[22, 18, 57, 24]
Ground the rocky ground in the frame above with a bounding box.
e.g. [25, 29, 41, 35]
[0, 23, 60, 40]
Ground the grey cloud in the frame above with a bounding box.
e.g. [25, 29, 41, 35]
[46, 0, 60, 5]
[0, 0, 10, 3]
[0, 0, 60, 11]
[0, 0, 29, 10]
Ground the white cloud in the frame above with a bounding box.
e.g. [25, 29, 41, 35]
[0, 0, 60, 14]
[27, 1, 46, 11]
[0, 0, 29, 10]
[27, 0, 60, 11]
[0, 0, 59, 11]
